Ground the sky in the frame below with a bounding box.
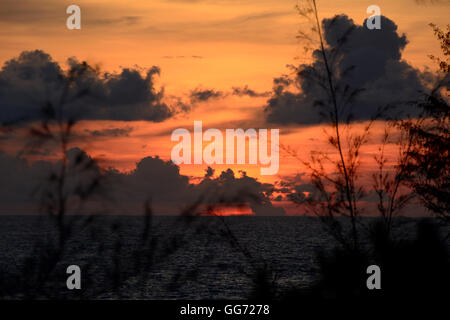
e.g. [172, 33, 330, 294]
[1, 0, 448, 90]
[0, 0, 449, 215]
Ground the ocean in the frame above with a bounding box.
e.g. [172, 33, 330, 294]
[0, 215, 439, 299]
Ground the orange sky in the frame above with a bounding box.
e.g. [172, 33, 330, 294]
[1, 0, 449, 207]
[1, 0, 448, 92]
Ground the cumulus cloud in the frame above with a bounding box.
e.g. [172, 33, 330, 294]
[0, 50, 179, 124]
[196, 168, 285, 216]
[232, 85, 270, 97]
[106, 161, 285, 215]
[265, 15, 429, 125]
[274, 173, 318, 203]
[0, 150, 285, 216]
[189, 87, 226, 104]
[106, 156, 192, 208]
[0, 147, 101, 213]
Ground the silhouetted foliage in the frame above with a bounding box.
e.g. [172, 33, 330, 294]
[251, 2, 450, 303]
[287, 0, 387, 250]
[400, 24, 449, 223]
[281, 219, 449, 301]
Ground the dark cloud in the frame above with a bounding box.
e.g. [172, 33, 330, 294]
[0, 148, 100, 213]
[85, 126, 134, 137]
[104, 156, 192, 212]
[0, 50, 179, 124]
[106, 161, 285, 215]
[232, 85, 270, 97]
[265, 15, 429, 125]
[195, 168, 285, 216]
[0, 150, 285, 216]
[0, 152, 46, 210]
[189, 87, 227, 104]
[188, 85, 270, 104]
[17, 148, 54, 156]
[274, 173, 318, 202]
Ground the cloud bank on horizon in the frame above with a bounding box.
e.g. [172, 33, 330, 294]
[0, 149, 285, 216]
